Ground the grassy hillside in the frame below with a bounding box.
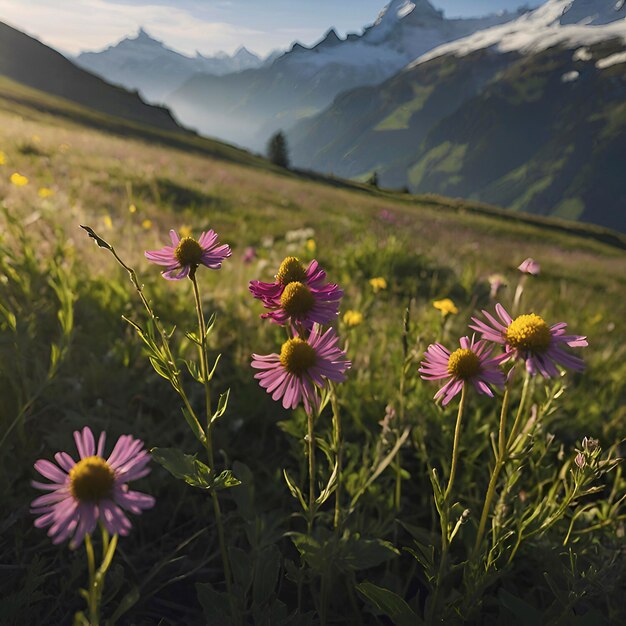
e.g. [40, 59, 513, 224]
[289, 41, 626, 232]
[0, 20, 181, 133]
[1, 78, 624, 624]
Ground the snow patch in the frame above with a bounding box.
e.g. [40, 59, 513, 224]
[561, 70, 580, 81]
[398, 2, 416, 19]
[596, 50, 626, 67]
[408, 0, 626, 70]
[573, 46, 593, 60]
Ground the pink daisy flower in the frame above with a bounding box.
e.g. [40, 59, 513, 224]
[249, 256, 343, 327]
[470, 304, 588, 377]
[31, 427, 155, 548]
[419, 336, 506, 406]
[518, 258, 540, 275]
[145, 229, 231, 280]
[251, 327, 351, 413]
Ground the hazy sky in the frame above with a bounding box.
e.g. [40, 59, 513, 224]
[0, 0, 542, 57]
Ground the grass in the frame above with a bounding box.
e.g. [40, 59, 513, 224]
[0, 77, 625, 625]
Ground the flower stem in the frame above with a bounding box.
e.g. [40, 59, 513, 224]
[331, 385, 342, 531]
[306, 406, 316, 534]
[444, 385, 467, 501]
[190, 273, 236, 623]
[473, 371, 531, 557]
[84, 533, 99, 626]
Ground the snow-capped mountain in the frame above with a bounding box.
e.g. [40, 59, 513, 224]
[165, 0, 525, 149]
[287, 0, 626, 231]
[412, 0, 626, 66]
[75, 28, 266, 103]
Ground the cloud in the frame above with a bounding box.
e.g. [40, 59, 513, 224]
[0, 0, 274, 55]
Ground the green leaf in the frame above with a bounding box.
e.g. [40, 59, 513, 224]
[208, 353, 222, 381]
[184, 331, 201, 345]
[213, 470, 242, 491]
[205, 312, 217, 337]
[229, 546, 253, 595]
[183, 359, 204, 383]
[283, 470, 307, 510]
[180, 407, 206, 445]
[196, 582, 232, 626]
[356, 581, 421, 626]
[211, 388, 230, 423]
[151, 447, 213, 489]
[339, 536, 399, 572]
[148, 355, 171, 380]
[252, 545, 281, 607]
[80, 225, 113, 250]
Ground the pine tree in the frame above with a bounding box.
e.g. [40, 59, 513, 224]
[267, 131, 290, 168]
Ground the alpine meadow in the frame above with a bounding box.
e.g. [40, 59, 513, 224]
[0, 1, 625, 625]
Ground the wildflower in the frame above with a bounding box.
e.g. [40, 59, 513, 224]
[128, 203, 137, 214]
[574, 452, 586, 469]
[10, 172, 28, 186]
[518, 258, 540, 275]
[145, 229, 231, 280]
[141, 219, 153, 230]
[488, 274, 507, 299]
[369, 277, 387, 293]
[103, 214, 113, 230]
[419, 335, 505, 406]
[38, 187, 54, 198]
[343, 310, 363, 328]
[0, 151, 6, 165]
[306, 238, 316, 254]
[31, 426, 154, 548]
[179, 224, 192, 238]
[251, 327, 351, 412]
[249, 256, 342, 327]
[433, 298, 458, 317]
[243, 246, 256, 264]
[470, 304, 588, 377]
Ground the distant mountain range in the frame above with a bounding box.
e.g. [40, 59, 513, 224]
[288, 0, 626, 231]
[0, 21, 181, 133]
[76, 29, 272, 104]
[163, 0, 525, 149]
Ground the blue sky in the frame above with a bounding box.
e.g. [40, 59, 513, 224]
[0, 0, 542, 56]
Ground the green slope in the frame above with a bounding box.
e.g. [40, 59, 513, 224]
[289, 42, 626, 232]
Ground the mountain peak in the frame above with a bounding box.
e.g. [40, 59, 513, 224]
[134, 27, 160, 44]
[314, 28, 342, 50]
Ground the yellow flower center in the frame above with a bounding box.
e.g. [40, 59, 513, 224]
[174, 236, 203, 267]
[276, 256, 307, 285]
[280, 282, 315, 317]
[448, 348, 481, 379]
[506, 314, 552, 353]
[69, 456, 115, 502]
[280, 337, 317, 376]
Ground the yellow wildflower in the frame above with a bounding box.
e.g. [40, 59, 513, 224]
[343, 310, 363, 328]
[142, 219, 153, 230]
[433, 298, 459, 317]
[103, 214, 113, 230]
[38, 187, 54, 198]
[305, 238, 316, 254]
[0, 151, 6, 165]
[10, 172, 29, 186]
[128, 203, 137, 214]
[369, 277, 387, 293]
[179, 224, 192, 238]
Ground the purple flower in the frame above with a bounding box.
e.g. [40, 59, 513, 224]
[243, 246, 256, 264]
[249, 256, 343, 328]
[145, 229, 231, 280]
[470, 304, 588, 377]
[419, 336, 506, 406]
[31, 427, 155, 548]
[518, 258, 540, 275]
[251, 327, 351, 413]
